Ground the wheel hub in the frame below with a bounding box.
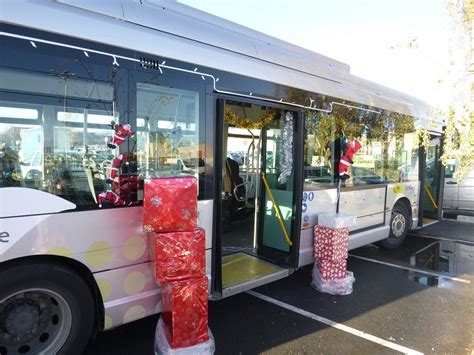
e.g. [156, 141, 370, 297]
[391, 213, 406, 237]
[1, 295, 48, 344]
[5, 300, 41, 337]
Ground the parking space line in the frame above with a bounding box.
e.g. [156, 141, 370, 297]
[410, 234, 474, 245]
[349, 254, 471, 284]
[247, 290, 424, 355]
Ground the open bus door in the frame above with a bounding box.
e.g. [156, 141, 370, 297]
[420, 134, 444, 224]
[213, 98, 303, 298]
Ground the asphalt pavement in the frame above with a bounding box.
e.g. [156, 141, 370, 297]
[85, 228, 474, 355]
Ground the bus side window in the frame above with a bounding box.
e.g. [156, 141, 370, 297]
[0, 67, 119, 209]
[0, 103, 42, 188]
[347, 113, 418, 186]
[135, 83, 201, 197]
[445, 162, 455, 178]
[303, 112, 337, 190]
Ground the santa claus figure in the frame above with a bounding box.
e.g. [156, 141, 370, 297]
[106, 154, 123, 183]
[108, 123, 134, 149]
[338, 139, 362, 180]
[98, 189, 126, 208]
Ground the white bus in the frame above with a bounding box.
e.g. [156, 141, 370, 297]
[0, 1, 440, 354]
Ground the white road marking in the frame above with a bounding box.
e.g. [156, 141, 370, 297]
[349, 254, 471, 284]
[247, 290, 424, 355]
[411, 234, 474, 245]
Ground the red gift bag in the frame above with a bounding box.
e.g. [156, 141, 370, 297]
[161, 276, 209, 348]
[314, 226, 349, 261]
[316, 259, 347, 281]
[154, 228, 206, 283]
[144, 177, 197, 233]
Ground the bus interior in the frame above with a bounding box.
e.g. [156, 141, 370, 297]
[219, 100, 300, 296]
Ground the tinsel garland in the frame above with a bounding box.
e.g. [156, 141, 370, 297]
[278, 112, 294, 185]
[224, 107, 276, 129]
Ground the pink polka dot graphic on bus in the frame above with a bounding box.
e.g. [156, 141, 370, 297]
[143, 177, 197, 233]
[154, 228, 206, 283]
[161, 276, 209, 349]
[314, 225, 349, 262]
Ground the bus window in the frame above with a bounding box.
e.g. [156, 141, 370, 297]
[303, 111, 336, 190]
[304, 109, 418, 188]
[0, 67, 114, 101]
[51, 108, 113, 207]
[0, 65, 118, 209]
[393, 132, 420, 182]
[0, 100, 43, 188]
[136, 83, 200, 185]
[445, 160, 456, 178]
[346, 112, 417, 185]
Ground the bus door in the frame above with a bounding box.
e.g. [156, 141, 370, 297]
[422, 135, 444, 221]
[216, 98, 302, 298]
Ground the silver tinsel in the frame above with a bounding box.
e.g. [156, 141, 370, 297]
[278, 112, 294, 185]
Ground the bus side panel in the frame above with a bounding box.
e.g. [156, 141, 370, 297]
[1, 200, 214, 270]
[339, 187, 385, 229]
[97, 249, 212, 330]
[1, 207, 149, 270]
[298, 228, 314, 267]
[94, 262, 160, 330]
[1, 214, 213, 331]
[299, 187, 386, 268]
[301, 187, 385, 231]
[301, 189, 338, 229]
[385, 182, 420, 230]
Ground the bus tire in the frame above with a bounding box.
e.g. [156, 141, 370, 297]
[0, 261, 95, 355]
[378, 203, 410, 249]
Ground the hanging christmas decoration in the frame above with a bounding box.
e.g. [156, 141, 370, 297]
[224, 106, 276, 129]
[97, 119, 136, 208]
[278, 112, 294, 185]
[338, 138, 362, 180]
[107, 121, 134, 149]
[97, 188, 126, 208]
[106, 154, 123, 183]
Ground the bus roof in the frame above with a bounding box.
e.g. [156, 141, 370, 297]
[2, 0, 439, 127]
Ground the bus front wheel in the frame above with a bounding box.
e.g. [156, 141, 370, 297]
[379, 203, 410, 249]
[0, 261, 95, 355]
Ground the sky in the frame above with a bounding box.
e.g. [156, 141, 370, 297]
[177, 0, 452, 107]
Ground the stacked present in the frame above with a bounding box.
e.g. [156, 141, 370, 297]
[312, 213, 356, 295]
[314, 225, 349, 280]
[144, 177, 214, 353]
[143, 177, 198, 233]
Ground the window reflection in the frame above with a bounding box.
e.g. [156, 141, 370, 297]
[0, 102, 116, 207]
[304, 109, 419, 190]
[136, 83, 201, 185]
[0, 67, 114, 101]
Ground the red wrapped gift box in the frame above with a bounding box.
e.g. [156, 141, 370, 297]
[144, 177, 197, 232]
[316, 259, 347, 281]
[161, 276, 209, 348]
[314, 226, 349, 261]
[154, 228, 206, 283]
